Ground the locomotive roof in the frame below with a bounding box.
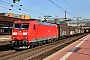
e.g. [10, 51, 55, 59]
[14, 19, 36, 23]
[37, 21, 56, 26]
[14, 19, 57, 26]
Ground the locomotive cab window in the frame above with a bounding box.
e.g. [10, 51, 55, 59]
[14, 24, 21, 29]
[14, 24, 29, 30]
[21, 24, 29, 30]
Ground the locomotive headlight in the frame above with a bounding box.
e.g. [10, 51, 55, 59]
[12, 32, 17, 35]
[23, 32, 27, 35]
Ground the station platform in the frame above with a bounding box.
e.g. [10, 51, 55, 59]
[44, 34, 90, 60]
[0, 35, 11, 41]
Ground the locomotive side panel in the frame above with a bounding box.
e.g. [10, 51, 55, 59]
[28, 22, 37, 42]
[36, 24, 48, 41]
[35, 24, 58, 41]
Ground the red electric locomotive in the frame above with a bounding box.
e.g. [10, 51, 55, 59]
[11, 19, 58, 49]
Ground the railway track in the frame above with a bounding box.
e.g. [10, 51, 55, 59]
[0, 33, 87, 60]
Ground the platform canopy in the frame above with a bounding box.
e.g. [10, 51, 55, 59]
[0, 15, 24, 26]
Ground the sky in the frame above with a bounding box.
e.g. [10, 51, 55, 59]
[0, 0, 90, 19]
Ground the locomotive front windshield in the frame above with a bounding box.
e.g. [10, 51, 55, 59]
[21, 24, 29, 29]
[14, 24, 29, 30]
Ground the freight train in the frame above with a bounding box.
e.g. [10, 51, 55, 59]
[10, 19, 84, 49]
